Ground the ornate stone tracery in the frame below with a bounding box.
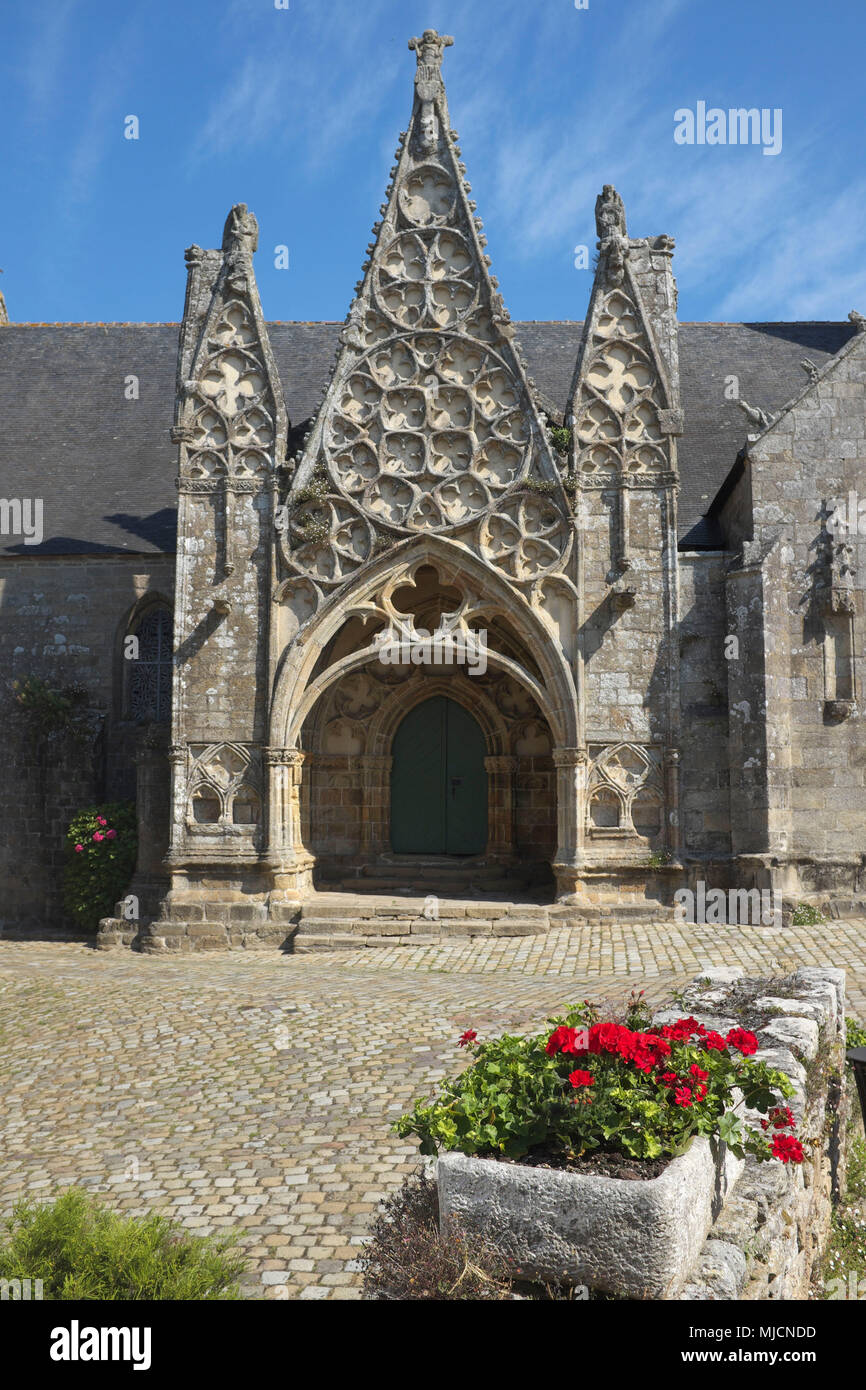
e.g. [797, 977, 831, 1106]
[278, 32, 570, 613]
[586, 742, 664, 843]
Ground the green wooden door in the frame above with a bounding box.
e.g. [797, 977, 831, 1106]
[390, 696, 487, 855]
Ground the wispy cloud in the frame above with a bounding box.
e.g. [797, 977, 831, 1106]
[187, 0, 401, 169]
[57, 20, 143, 214]
[189, 54, 285, 162]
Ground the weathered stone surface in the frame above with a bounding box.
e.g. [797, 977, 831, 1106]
[437, 1137, 743, 1300]
[680, 1241, 747, 1300]
[758, 1017, 820, 1062]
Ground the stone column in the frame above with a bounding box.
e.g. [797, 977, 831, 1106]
[484, 755, 516, 859]
[360, 755, 392, 856]
[266, 748, 312, 896]
[552, 747, 587, 900]
[164, 741, 188, 867]
[663, 746, 681, 860]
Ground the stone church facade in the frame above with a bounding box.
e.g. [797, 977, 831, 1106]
[1, 32, 864, 947]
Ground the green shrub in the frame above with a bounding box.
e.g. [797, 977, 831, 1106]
[846, 1016, 866, 1052]
[396, 1001, 800, 1165]
[0, 1189, 247, 1300]
[548, 425, 573, 457]
[11, 675, 91, 744]
[63, 802, 137, 930]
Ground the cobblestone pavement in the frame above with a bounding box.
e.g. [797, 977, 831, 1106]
[1, 917, 864, 1299]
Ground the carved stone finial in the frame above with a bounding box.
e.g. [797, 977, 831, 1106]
[221, 204, 259, 265]
[848, 309, 866, 333]
[594, 186, 629, 285]
[409, 29, 453, 152]
[800, 358, 819, 383]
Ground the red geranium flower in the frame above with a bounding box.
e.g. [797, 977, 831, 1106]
[589, 1021, 624, 1055]
[568, 1069, 595, 1089]
[727, 1027, 759, 1056]
[661, 1016, 705, 1042]
[546, 1025, 583, 1055]
[457, 1030, 477, 1048]
[772, 1133, 804, 1164]
[703, 1031, 728, 1052]
[674, 1087, 693, 1107]
[768, 1105, 796, 1130]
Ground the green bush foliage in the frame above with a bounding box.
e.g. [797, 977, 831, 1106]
[0, 1189, 247, 1300]
[11, 675, 91, 744]
[63, 803, 137, 930]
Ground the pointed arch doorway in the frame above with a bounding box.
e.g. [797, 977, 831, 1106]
[390, 696, 487, 855]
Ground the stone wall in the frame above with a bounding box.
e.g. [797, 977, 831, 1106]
[667, 966, 847, 1301]
[719, 329, 866, 894]
[0, 554, 173, 929]
[678, 553, 731, 861]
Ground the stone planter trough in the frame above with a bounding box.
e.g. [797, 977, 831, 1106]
[437, 1136, 743, 1299]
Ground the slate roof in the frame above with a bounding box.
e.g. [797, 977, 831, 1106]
[0, 319, 854, 556]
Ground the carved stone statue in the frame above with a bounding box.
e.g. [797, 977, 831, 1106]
[830, 537, 857, 613]
[408, 29, 454, 88]
[848, 309, 866, 333]
[594, 186, 629, 285]
[409, 30, 454, 151]
[595, 185, 626, 241]
[737, 399, 776, 432]
[800, 358, 819, 383]
[221, 204, 259, 266]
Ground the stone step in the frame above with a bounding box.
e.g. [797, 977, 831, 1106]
[294, 915, 547, 944]
[548, 903, 676, 924]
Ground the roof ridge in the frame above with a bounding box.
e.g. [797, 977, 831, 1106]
[4, 317, 853, 329]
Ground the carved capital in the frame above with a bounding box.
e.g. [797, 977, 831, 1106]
[552, 747, 587, 770]
[265, 747, 306, 768]
[657, 407, 684, 436]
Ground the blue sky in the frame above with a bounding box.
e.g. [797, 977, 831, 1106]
[2, 0, 865, 325]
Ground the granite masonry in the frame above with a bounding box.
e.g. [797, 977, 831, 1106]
[1, 31, 865, 945]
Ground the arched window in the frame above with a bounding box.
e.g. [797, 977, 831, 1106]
[125, 605, 173, 722]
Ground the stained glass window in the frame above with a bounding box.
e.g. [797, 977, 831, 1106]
[126, 606, 173, 722]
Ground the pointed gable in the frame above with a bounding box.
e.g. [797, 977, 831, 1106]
[283, 30, 570, 598]
[178, 205, 288, 491]
[568, 187, 680, 488]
